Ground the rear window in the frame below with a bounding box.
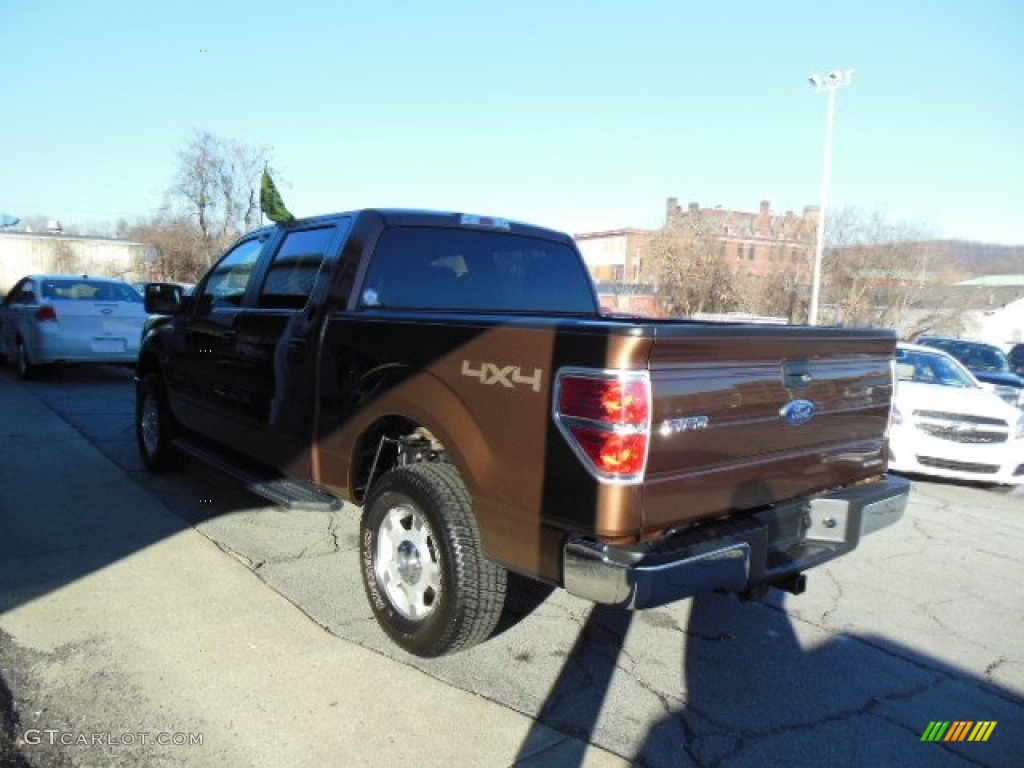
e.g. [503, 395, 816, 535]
[359, 227, 597, 313]
[42, 280, 142, 303]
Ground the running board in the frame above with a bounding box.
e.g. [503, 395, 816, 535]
[173, 437, 341, 511]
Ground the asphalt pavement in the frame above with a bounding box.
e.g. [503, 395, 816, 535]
[0, 372, 626, 768]
[1, 367, 1022, 768]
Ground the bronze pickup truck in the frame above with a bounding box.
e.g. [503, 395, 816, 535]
[137, 209, 909, 657]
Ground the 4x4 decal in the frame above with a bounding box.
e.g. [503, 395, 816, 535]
[461, 360, 543, 392]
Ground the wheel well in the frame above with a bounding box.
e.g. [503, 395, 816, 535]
[137, 351, 160, 379]
[352, 417, 448, 504]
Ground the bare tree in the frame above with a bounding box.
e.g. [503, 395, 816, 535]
[820, 207, 940, 332]
[739, 267, 808, 324]
[645, 210, 743, 317]
[118, 214, 209, 283]
[171, 130, 276, 264]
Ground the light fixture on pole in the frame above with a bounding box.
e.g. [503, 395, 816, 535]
[807, 68, 854, 326]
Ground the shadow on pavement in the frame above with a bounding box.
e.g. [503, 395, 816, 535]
[0, 368, 269, 614]
[514, 605, 633, 765]
[515, 591, 1022, 767]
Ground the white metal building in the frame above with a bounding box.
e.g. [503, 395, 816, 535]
[0, 231, 152, 295]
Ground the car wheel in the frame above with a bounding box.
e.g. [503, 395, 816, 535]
[136, 373, 178, 471]
[361, 462, 507, 657]
[987, 483, 1020, 495]
[14, 338, 37, 380]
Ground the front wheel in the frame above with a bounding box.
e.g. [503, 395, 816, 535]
[360, 463, 507, 657]
[136, 373, 178, 471]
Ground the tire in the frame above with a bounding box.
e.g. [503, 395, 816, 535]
[14, 338, 37, 380]
[361, 462, 507, 657]
[988, 483, 1020, 495]
[136, 373, 178, 471]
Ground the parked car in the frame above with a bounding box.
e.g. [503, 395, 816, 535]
[889, 343, 1024, 486]
[1008, 343, 1024, 378]
[914, 336, 1024, 408]
[0, 274, 147, 379]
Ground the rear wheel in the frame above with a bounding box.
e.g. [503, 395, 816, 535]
[361, 462, 507, 657]
[136, 373, 178, 471]
[14, 338, 37, 380]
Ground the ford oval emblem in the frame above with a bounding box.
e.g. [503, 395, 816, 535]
[780, 399, 816, 425]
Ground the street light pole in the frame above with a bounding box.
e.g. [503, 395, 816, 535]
[807, 69, 854, 326]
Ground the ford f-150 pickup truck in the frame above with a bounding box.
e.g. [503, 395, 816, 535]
[137, 209, 909, 657]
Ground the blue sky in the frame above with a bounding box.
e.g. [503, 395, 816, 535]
[2, 0, 1022, 244]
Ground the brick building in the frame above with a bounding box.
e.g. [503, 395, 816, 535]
[664, 198, 819, 278]
[574, 198, 819, 316]
[576, 198, 819, 283]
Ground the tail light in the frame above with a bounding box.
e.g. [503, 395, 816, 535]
[554, 370, 651, 482]
[35, 305, 58, 322]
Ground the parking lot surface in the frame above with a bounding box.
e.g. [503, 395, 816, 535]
[1, 366, 1022, 767]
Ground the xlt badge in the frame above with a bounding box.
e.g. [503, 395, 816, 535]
[659, 415, 710, 436]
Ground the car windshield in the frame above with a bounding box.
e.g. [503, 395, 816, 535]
[919, 338, 1012, 374]
[41, 279, 143, 303]
[895, 348, 977, 388]
[954, 344, 1011, 373]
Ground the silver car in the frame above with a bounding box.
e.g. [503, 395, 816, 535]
[0, 274, 147, 379]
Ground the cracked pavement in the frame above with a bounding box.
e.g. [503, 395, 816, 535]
[4, 366, 1022, 766]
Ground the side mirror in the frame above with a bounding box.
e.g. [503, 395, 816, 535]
[144, 283, 184, 314]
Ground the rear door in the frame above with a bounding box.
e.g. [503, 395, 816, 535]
[0, 278, 37, 356]
[227, 220, 350, 470]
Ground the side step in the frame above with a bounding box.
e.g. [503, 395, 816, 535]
[173, 437, 341, 512]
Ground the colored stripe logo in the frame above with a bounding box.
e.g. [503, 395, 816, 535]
[921, 721, 996, 742]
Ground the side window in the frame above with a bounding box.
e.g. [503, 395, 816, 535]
[258, 227, 336, 309]
[200, 238, 267, 309]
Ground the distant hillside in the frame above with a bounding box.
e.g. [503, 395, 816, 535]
[921, 240, 1024, 278]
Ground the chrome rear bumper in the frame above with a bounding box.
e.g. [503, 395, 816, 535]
[563, 474, 910, 609]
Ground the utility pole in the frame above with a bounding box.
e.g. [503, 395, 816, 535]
[807, 69, 855, 326]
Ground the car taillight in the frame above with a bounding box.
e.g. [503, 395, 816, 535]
[35, 305, 58, 322]
[555, 370, 651, 482]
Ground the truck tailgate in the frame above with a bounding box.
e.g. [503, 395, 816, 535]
[643, 328, 895, 534]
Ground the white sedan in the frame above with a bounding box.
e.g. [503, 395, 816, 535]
[0, 274, 147, 379]
[889, 343, 1024, 487]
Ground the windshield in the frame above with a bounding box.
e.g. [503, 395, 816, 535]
[895, 348, 977, 388]
[954, 343, 1011, 373]
[923, 339, 1011, 373]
